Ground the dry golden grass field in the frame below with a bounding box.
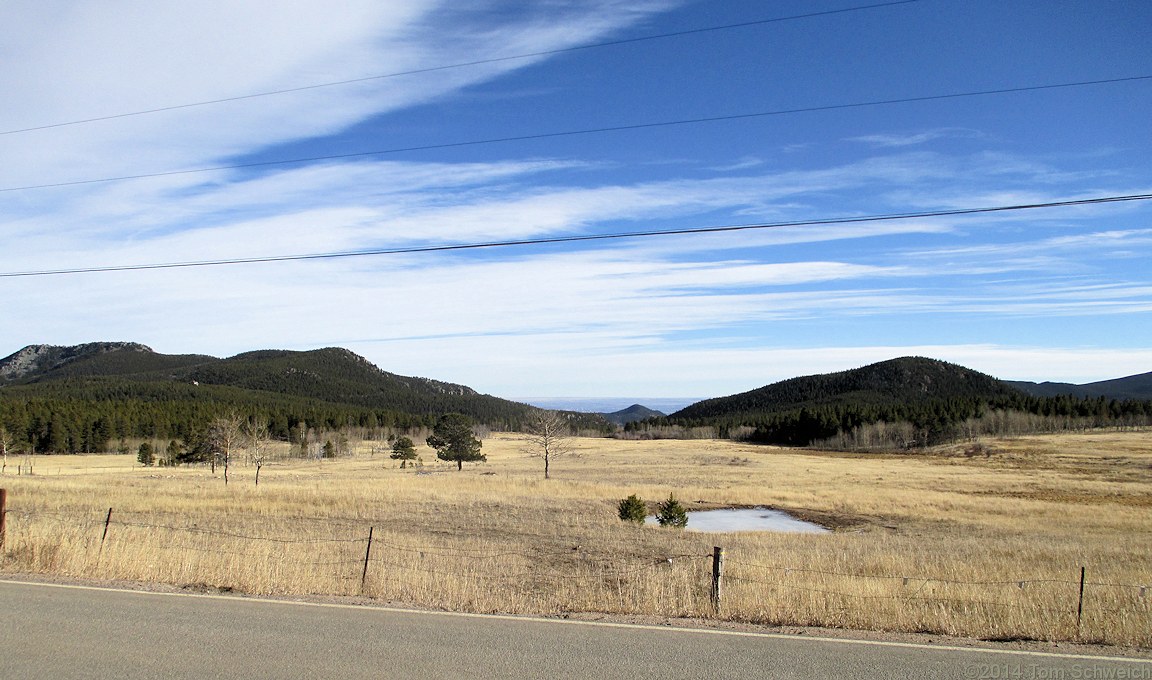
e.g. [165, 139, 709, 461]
[1, 430, 1150, 647]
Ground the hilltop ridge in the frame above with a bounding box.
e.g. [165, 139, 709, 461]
[636, 356, 1152, 448]
[0, 342, 611, 453]
[673, 356, 1017, 420]
[3, 344, 1149, 453]
[0, 342, 168, 382]
[1008, 371, 1152, 401]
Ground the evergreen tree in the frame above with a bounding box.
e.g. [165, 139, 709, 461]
[165, 439, 183, 467]
[137, 442, 155, 467]
[389, 436, 418, 467]
[656, 494, 688, 528]
[617, 494, 647, 524]
[426, 413, 484, 470]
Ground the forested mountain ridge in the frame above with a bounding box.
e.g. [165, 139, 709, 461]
[636, 357, 1152, 448]
[0, 342, 214, 383]
[602, 404, 666, 426]
[1008, 371, 1152, 401]
[0, 343, 608, 453]
[5, 346, 1149, 455]
[672, 357, 1016, 420]
[2, 344, 487, 404]
[182, 347, 482, 406]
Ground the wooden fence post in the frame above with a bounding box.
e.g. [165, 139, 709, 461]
[100, 507, 113, 551]
[711, 546, 724, 614]
[0, 488, 7, 550]
[361, 526, 374, 591]
[1076, 566, 1086, 637]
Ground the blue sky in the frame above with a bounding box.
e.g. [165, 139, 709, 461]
[1, 0, 1150, 400]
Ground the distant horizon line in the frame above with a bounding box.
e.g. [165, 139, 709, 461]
[514, 396, 707, 413]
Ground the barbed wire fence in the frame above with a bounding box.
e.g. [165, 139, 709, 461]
[1, 494, 1149, 644]
[721, 557, 1150, 635]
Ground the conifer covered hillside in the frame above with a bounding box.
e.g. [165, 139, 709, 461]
[0, 343, 608, 453]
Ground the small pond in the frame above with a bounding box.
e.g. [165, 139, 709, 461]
[646, 507, 829, 534]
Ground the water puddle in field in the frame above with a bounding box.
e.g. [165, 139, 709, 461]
[646, 508, 829, 534]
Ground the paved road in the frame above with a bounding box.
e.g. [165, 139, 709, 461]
[1, 580, 1149, 679]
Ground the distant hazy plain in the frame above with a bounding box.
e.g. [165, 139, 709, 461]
[516, 397, 703, 414]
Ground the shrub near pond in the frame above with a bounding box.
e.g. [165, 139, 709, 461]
[617, 494, 646, 524]
[655, 494, 688, 529]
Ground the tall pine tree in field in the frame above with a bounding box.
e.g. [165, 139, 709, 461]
[390, 436, 418, 468]
[426, 413, 484, 470]
[137, 442, 155, 467]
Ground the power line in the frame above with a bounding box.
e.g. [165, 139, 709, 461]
[4, 74, 1149, 194]
[3, 193, 1148, 278]
[0, 0, 922, 137]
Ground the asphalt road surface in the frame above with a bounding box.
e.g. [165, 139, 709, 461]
[2, 579, 1149, 679]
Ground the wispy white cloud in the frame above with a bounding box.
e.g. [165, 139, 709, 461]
[911, 228, 1152, 258]
[2, 2, 1149, 398]
[1, 153, 977, 273]
[0, 1, 680, 188]
[848, 128, 982, 148]
[709, 156, 765, 172]
[4, 143, 1149, 392]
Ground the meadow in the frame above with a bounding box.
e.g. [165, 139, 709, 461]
[1, 431, 1150, 647]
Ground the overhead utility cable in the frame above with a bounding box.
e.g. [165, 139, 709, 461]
[3, 74, 1148, 194]
[2, 193, 1148, 278]
[0, 0, 921, 137]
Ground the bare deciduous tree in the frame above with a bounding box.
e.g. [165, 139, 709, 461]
[244, 419, 271, 487]
[521, 410, 574, 480]
[208, 414, 245, 485]
[0, 425, 12, 475]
